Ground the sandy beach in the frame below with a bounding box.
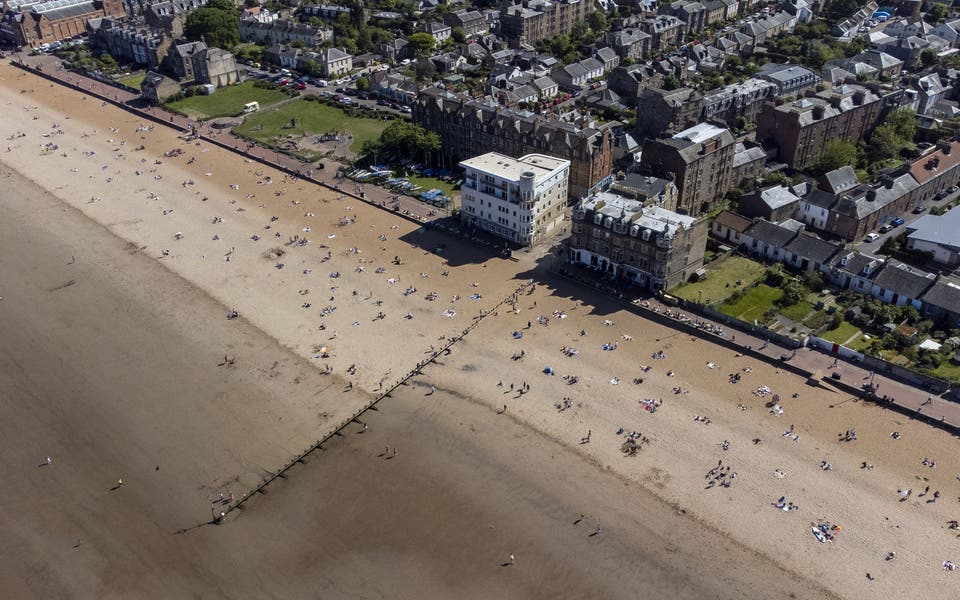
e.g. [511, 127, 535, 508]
[1, 61, 959, 599]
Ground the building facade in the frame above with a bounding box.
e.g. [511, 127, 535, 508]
[756, 83, 884, 168]
[639, 123, 735, 216]
[569, 191, 707, 290]
[459, 152, 570, 246]
[414, 88, 614, 200]
[499, 0, 595, 46]
[1, 0, 124, 47]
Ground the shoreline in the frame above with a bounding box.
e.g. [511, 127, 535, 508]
[2, 60, 959, 599]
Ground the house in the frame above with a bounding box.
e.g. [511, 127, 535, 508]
[607, 64, 663, 104]
[851, 49, 903, 79]
[711, 210, 752, 245]
[740, 218, 802, 261]
[165, 40, 206, 82]
[300, 4, 351, 21]
[239, 19, 332, 47]
[604, 27, 651, 60]
[905, 204, 960, 266]
[240, 5, 276, 23]
[263, 44, 302, 69]
[191, 47, 240, 88]
[640, 14, 685, 51]
[375, 72, 420, 104]
[700, 77, 776, 126]
[920, 279, 960, 326]
[914, 73, 952, 115]
[444, 10, 488, 38]
[909, 141, 960, 204]
[139, 70, 180, 105]
[0, 0, 126, 47]
[931, 19, 960, 47]
[532, 75, 558, 98]
[824, 250, 884, 292]
[379, 38, 412, 64]
[870, 260, 936, 308]
[739, 184, 801, 221]
[596, 47, 620, 72]
[421, 21, 451, 44]
[551, 57, 604, 90]
[666, 0, 708, 35]
[432, 52, 467, 74]
[783, 232, 841, 273]
[87, 16, 167, 70]
[319, 47, 353, 77]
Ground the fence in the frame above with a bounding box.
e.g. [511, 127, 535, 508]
[807, 336, 950, 394]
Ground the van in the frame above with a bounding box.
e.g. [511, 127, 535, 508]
[243, 101, 260, 114]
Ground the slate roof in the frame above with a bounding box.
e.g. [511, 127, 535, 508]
[821, 166, 859, 194]
[785, 232, 840, 263]
[872, 261, 936, 299]
[760, 184, 800, 210]
[713, 210, 752, 232]
[744, 219, 799, 247]
[921, 279, 960, 315]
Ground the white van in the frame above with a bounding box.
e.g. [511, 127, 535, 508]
[316, 79, 328, 87]
[243, 101, 260, 114]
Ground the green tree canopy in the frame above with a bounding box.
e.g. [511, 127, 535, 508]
[185, 7, 239, 49]
[375, 120, 440, 162]
[815, 139, 858, 173]
[355, 75, 370, 91]
[206, 0, 237, 12]
[408, 32, 436, 56]
[925, 2, 949, 23]
[451, 26, 466, 43]
[587, 10, 607, 33]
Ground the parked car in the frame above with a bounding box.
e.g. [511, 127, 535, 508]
[293, 82, 307, 91]
[913, 205, 927, 214]
[377, 98, 389, 106]
[400, 105, 411, 113]
[865, 232, 880, 242]
[891, 217, 905, 227]
[951, 185, 959, 193]
[879, 224, 892, 233]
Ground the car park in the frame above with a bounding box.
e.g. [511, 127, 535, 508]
[864, 232, 880, 242]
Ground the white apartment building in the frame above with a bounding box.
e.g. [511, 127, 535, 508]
[459, 152, 570, 246]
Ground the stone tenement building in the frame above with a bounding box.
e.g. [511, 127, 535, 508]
[569, 191, 708, 291]
[499, 0, 595, 47]
[1, 0, 124, 47]
[414, 88, 613, 200]
[639, 123, 735, 216]
[756, 83, 883, 168]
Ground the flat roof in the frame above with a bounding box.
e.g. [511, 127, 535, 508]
[459, 152, 569, 183]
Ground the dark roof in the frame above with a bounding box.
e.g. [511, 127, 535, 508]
[713, 210, 752, 232]
[872, 261, 936, 299]
[744, 219, 798, 247]
[785, 232, 840, 263]
[821, 166, 859, 194]
[831, 251, 882, 278]
[921, 279, 960, 314]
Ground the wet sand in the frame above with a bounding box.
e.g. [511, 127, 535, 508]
[1, 61, 959, 599]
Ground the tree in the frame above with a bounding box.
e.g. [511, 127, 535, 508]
[868, 124, 903, 163]
[413, 56, 436, 81]
[376, 120, 440, 163]
[451, 26, 466, 43]
[662, 74, 680, 90]
[408, 32, 436, 56]
[206, 0, 236, 11]
[185, 7, 239, 49]
[815, 139, 858, 173]
[355, 75, 370, 91]
[97, 53, 118, 73]
[587, 10, 607, 33]
[924, 2, 949, 24]
[920, 47, 938, 68]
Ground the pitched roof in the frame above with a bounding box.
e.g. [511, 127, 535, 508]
[821, 166, 859, 194]
[744, 219, 798, 247]
[921, 279, 960, 314]
[713, 210, 752, 232]
[872, 261, 936, 299]
[784, 232, 840, 263]
[909, 142, 960, 184]
[906, 204, 960, 249]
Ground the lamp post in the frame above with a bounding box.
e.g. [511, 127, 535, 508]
[698, 289, 703, 305]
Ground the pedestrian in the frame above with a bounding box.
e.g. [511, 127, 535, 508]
[509, 554, 515, 565]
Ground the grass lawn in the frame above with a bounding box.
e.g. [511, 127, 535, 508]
[234, 99, 386, 154]
[165, 81, 290, 120]
[670, 255, 767, 304]
[780, 300, 814, 322]
[802, 310, 831, 330]
[117, 71, 146, 90]
[821, 321, 861, 344]
[928, 359, 960, 383]
[408, 175, 459, 200]
[717, 284, 781, 323]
